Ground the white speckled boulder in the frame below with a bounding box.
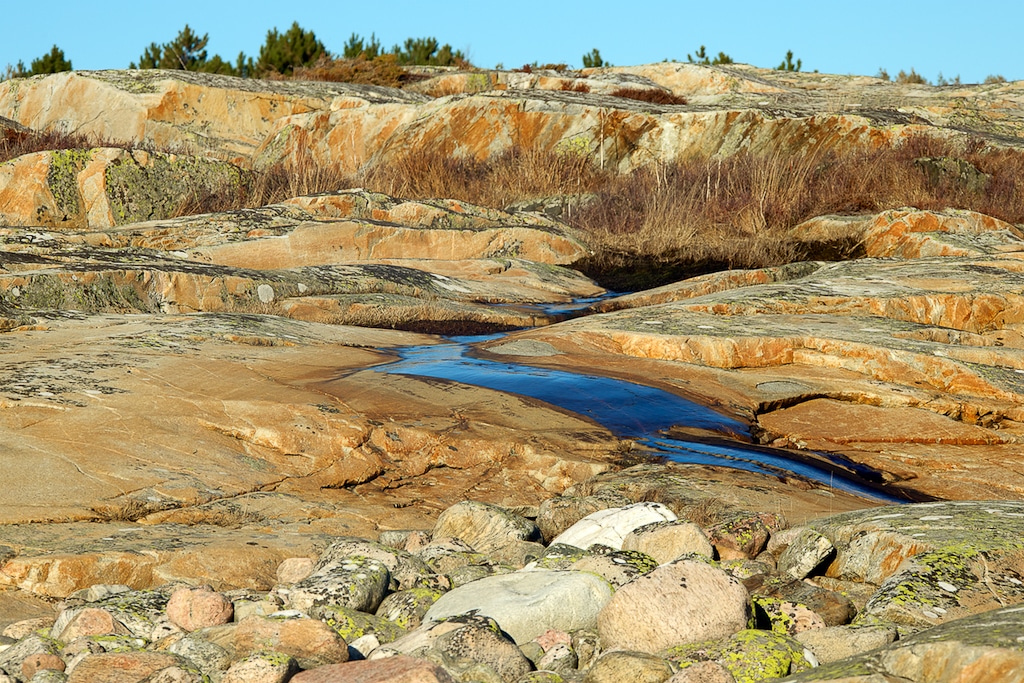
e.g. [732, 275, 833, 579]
[550, 502, 677, 551]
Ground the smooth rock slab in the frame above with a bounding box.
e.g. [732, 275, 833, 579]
[598, 560, 750, 653]
[550, 502, 677, 551]
[424, 569, 613, 644]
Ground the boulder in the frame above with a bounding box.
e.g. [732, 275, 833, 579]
[285, 554, 391, 614]
[424, 568, 614, 644]
[582, 650, 675, 683]
[166, 586, 233, 632]
[313, 604, 407, 644]
[597, 559, 750, 653]
[208, 614, 350, 670]
[221, 652, 299, 683]
[622, 520, 715, 564]
[431, 500, 541, 559]
[526, 543, 659, 587]
[375, 587, 446, 630]
[664, 629, 814, 681]
[776, 528, 835, 579]
[785, 604, 1024, 682]
[794, 624, 897, 664]
[372, 613, 531, 683]
[812, 501, 1024, 633]
[291, 655, 455, 683]
[550, 502, 677, 550]
[64, 652, 189, 683]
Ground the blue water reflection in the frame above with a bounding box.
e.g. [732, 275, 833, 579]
[378, 335, 903, 502]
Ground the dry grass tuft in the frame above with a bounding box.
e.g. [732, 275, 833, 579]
[682, 497, 729, 527]
[560, 81, 592, 94]
[360, 146, 602, 209]
[1, 128, 116, 164]
[609, 87, 688, 105]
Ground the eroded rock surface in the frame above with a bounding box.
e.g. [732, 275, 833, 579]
[504, 211, 1024, 501]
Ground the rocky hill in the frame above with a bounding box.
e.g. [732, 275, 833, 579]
[0, 64, 1023, 682]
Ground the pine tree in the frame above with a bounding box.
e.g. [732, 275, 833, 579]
[392, 37, 465, 66]
[130, 25, 210, 71]
[777, 50, 802, 72]
[255, 22, 327, 76]
[30, 45, 72, 74]
[343, 33, 382, 60]
[582, 49, 604, 68]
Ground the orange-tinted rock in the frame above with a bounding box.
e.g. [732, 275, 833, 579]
[55, 607, 129, 641]
[291, 655, 455, 683]
[166, 586, 234, 632]
[232, 615, 349, 668]
[66, 652, 185, 683]
[21, 653, 66, 679]
[0, 148, 245, 229]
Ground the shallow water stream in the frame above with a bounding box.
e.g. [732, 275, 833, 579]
[378, 332, 904, 503]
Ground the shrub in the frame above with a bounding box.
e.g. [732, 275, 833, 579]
[896, 68, 928, 85]
[560, 81, 591, 93]
[291, 54, 405, 88]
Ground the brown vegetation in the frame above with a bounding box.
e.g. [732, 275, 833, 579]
[609, 87, 688, 105]
[6, 124, 1023, 291]
[288, 54, 407, 88]
[559, 81, 592, 93]
[352, 134, 1024, 289]
[0, 128, 110, 164]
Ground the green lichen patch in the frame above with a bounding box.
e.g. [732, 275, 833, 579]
[46, 148, 92, 223]
[786, 604, 1024, 681]
[314, 603, 407, 643]
[105, 152, 248, 226]
[665, 629, 812, 683]
[376, 587, 446, 630]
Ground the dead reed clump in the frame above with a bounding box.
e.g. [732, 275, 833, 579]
[609, 87, 688, 105]
[360, 146, 609, 209]
[559, 81, 592, 93]
[0, 128, 117, 164]
[572, 135, 1024, 289]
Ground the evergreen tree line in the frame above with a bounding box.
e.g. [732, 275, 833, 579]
[3, 22, 468, 79]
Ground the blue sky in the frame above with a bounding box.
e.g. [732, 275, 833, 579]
[3, 1, 1019, 84]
